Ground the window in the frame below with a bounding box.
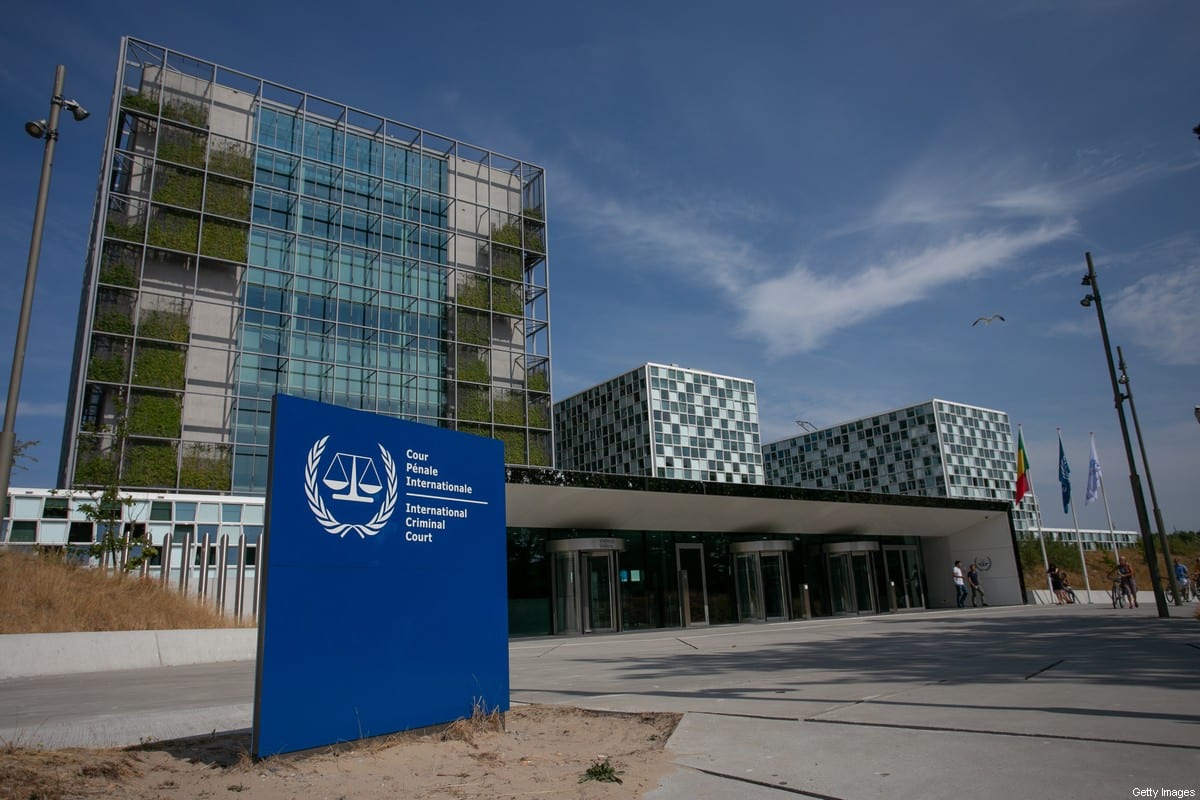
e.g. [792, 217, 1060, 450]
[42, 498, 69, 519]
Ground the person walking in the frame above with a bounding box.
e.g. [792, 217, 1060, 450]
[952, 560, 968, 608]
[967, 561, 988, 607]
[1048, 564, 1069, 605]
[1107, 556, 1139, 608]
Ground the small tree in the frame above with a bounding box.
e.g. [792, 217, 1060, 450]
[10, 439, 38, 473]
[76, 414, 156, 572]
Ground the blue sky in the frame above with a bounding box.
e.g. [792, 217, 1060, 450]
[1, 1, 1196, 533]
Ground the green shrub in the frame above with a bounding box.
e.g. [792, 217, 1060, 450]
[94, 310, 134, 336]
[160, 99, 207, 127]
[157, 127, 207, 168]
[490, 246, 522, 281]
[200, 219, 249, 261]
[458, 312, 489, 345]
[458, 387, 490, 422]
[88, 353, 128, 383]
[458, 275, 489, 309]
[527, 371, 549, 393]
[147, 209, 199, 252]
[528, 403, 550, 429]
[494, 391, 525, 426]
[133, 344, 186, 389]
[529, 439, 551, 466]
[495, 427, 527, 464]
[180, 444, 232, 491]
[458, 355, 489, 384]
[153, 169, 203, 210]
[204, 178, 251, 219]
[74, 454, 117, 486]
[122, 441, 179, 488]
[139, 308, 189, 342]
[99, 260, 137, 287]
[121, 91, 160, 115]
[105, 219, 144, 243]
[492, 282, 523, 316]
[127, 394, 182, 438]
[208, 147, 254, 180]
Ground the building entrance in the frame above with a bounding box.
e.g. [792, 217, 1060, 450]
[675, 543, 709, 626]
[547, 538, 624, 634]
[883, 545, 925, 610]
[731, 541, 793, 622]
[824, 542, 880, 615]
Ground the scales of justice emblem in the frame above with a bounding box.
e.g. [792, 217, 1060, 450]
[304, 435, 398, 538]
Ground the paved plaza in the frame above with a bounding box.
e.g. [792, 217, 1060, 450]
[1, 603, 1197, 799]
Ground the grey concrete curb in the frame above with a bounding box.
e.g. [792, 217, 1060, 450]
[0, 629, 257, 679]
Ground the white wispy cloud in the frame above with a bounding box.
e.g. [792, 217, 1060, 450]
[737, 222, 1076, 356]
[552, 143, 1188, 358]
[1111, 262, 1200, 366]
[18, 401, 65, 417]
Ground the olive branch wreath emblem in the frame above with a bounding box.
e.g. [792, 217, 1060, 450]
[304, 436, 398, 538]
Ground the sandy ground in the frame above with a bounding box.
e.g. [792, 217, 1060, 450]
[0, 705, 680, 800]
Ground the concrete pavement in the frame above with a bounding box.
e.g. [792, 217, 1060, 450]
[1, 603, 1197, 799]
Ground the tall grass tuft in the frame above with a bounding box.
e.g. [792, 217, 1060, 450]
[0, 550, 249, 634]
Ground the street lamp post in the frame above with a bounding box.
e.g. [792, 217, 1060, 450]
[0, 64, 89, 527]
[1080, 252, 1168, 617]
[1117, 346, 1179, 605]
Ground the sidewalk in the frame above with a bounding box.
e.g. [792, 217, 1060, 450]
[2, 604, 1197, 799]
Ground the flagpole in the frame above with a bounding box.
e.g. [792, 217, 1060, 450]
[1088, 432, 1120, 560]
[1018, 425, 1053, 600]
[1060, 429, 1092, 602]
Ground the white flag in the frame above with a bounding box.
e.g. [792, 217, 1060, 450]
[1085, 433, 1102, 504]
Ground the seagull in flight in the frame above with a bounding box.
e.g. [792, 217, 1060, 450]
[971, 314, 1006, 326]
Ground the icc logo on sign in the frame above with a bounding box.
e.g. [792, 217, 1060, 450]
[304, 436, 398, 538]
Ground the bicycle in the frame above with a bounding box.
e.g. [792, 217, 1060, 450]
[1109, 578, 1127, 609]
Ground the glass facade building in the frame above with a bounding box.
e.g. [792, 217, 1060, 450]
[59, 38, 552, 495]
[762, 399, 1043, 535]
[554, 363, 763, 483]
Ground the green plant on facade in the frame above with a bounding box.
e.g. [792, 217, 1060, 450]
[458, 312, 490, 346]
[457, 275, 489, 310]
[157, 127, 207, 168]
[127, 393, 182, 438]
[121, 91, 160, 116]
[527, 371, 549, 394]
[204, 178, 251, 219]
[528, 403, 550, 429]
[122, 441, 179, 488]
[180, 443, 232, 491]
[492, 282, 523, 316]
[528, 438, 551, 466]
[147, 209, 200, 252]
[74, 434, 118, 487]
[133, 344, 186, 390]
[494, 391, 526, 427]
[139, 308, 190, 342]
[490, 246, 522, 281]
[99, 245, 139, 287]
[495, 427, 527, 464]
[457, 423, 490, 440]
[88, 353, 128, 384]
[94, 309, 134, 336]
[457, 354, 489, 384]
[160, 99, 207, 128]
[200, 219, 250, 262]
[153, 169, 203, 210]
[208, 146, 254, 180]
[458, 387, 490, 422]
[105, 219, 145, 243]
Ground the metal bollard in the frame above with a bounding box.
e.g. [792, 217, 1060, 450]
[801, 584, 812, 619]
[888, 581, 898, 613]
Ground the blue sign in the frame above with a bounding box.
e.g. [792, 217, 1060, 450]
[253, 394, 509, 756]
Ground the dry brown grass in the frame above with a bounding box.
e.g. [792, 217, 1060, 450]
[0, 550, 250, 634]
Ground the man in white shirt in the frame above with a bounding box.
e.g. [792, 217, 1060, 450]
[952, 560, 967, 608]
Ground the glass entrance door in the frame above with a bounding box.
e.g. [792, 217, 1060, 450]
[552, 551, 578, 634]
[761, 553, 788, 620]
[825, 543, 880, 615]
[676, 544, 709, 626]
[883, 546, 925, 610]
[581, 552, 616, 632]
[735, 553, 763, 621]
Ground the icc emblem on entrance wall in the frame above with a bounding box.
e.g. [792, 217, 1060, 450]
[304, 436, 398, 538]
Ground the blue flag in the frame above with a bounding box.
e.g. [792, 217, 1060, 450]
[1086, 433, 1102, 505]
[1058, 435, 1071, 514]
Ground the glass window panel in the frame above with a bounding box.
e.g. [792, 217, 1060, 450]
[197, 503, 219, 523]
[42, 498, 69, 519]
[243, 505, 264, 525]
[150, 501, 173, 521]
[221, 504, 243, 523]
[39, 521, 69, 544]
[8, 521, 37, 543]
[11, 497, 40, 518]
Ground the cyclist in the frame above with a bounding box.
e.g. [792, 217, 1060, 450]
[1107, 556, 1138, 608]
[1173, 559, 1191, 602]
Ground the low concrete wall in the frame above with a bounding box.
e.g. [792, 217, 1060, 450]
[1027, 589, 1157, 606]
[0, 628, 257, 680]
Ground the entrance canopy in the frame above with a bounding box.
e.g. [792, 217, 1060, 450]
[505, 468, 1012, 540]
